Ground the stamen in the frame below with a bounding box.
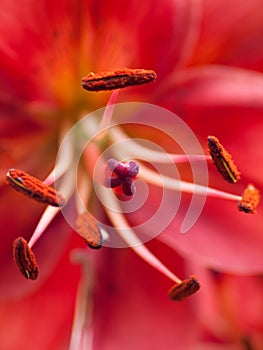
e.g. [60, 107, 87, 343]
[75, 212, 103, 249]
[238, 184, 260, 214]
[105, 158, 139, 196]
[208, 136, 241, 183]
[6, 169, 66, 207]
[168, 275, 200, 301]
[13, 237, 39, 280]
[81, 68, 157, 91]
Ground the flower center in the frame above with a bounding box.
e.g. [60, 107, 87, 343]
[6, 68, 260, 306]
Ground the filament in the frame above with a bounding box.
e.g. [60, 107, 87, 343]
[138, 162, 241, 201]
[109, 126, 211, 163]
[99, 186, 182, 284]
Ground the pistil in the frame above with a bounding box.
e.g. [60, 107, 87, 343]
[105, 158, 139, 196]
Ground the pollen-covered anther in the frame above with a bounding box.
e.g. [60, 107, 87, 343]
[207, 136, 241, 183]
[81, 68, 157, 91]
[6, 169, 66, 207]
[238, 184, 260, 214]
[76, 212, 103, 249]
[168, 275, 200, 301]
[105, 158, 139, 196]
[13, 237, 39, 280]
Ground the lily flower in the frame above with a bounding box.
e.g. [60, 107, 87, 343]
[0, 0, 263, 349]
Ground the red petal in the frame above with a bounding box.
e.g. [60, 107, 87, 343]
[163, 65, 263, 113]
[0, 234, 81, 350]
[0, 0, 83, 105]
[0, 0, 202, 107]
[161, 65, 263, 183]
[189, 0, 263, 72]
[160, 195, 263, 274]
[92, 241, 200, 349]
[190, 263, 263, 346]
[87, 0, 200, 76]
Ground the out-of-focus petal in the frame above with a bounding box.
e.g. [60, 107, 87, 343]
[190, 0, 263, 71]
[92, 241, 200, 349]
[189, 263, 263, 348]
[162, 65, 263, 116]
[87, 0, 201, 77]
[0, 0, 84, 106]
[0, 0, 202, 111]
[160, 193, 263, 274]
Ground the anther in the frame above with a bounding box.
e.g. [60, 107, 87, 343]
[75, 212, 103, 249]
[6, 169, 66, 207]
[13, 237, 39, 280]
[81, 68, 157, 91]
[105, 158, 139, 196]
[168, 276, 200, 301]
[207, 136, 241, 183]
[238, 184, 260, 214]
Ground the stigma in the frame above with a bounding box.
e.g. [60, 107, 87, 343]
[105, 158, 139, 196]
